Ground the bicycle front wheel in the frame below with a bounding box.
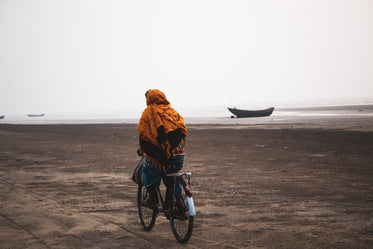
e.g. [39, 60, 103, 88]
[137, 185, 156, 231]
[169, 181, 194, 243]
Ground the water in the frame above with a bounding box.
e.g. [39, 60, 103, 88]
[1, 104, 373, 125]
[0, 113, 139, 125]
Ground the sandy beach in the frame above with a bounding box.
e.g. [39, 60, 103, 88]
[0, 115, 372, 248]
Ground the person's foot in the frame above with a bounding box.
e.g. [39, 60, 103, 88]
[164, 208, 188, 220]
[173, 212, 188, 220]
[164, 209, 171, 220]
[141, 199, 159, 213]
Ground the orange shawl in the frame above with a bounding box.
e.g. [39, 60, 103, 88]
[137, 90, 187, 165]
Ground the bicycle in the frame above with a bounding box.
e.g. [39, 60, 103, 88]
[137, 172, 195, 243]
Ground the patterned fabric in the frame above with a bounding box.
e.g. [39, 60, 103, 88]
[137, 89, 187, 165]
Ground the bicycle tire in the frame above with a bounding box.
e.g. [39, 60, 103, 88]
[137, 185, 157, 231]
[169, 179, 194, 243]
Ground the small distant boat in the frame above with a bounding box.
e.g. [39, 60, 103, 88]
[0, 115, 4, 119]
[228, 107, 274, 118]
[27, 113, 45, 117]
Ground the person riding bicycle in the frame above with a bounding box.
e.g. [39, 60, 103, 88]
[137, 89, 187, 214]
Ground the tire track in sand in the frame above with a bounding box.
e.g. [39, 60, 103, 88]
[0, 179, 192, 248]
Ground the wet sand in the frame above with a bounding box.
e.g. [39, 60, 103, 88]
[0, 119, 372, 248]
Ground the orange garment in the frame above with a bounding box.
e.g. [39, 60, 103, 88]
[137, 90, 187, 166]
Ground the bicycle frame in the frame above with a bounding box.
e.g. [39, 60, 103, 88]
[137, 171, 195, 243]
[166, 173, 195, 216]
[156, 173, 193, 213]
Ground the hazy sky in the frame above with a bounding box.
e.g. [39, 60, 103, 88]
[1, 0, 372, 116]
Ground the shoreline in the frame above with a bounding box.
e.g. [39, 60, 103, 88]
[1, 103, 373, 125]
[1, 114, 373, 132]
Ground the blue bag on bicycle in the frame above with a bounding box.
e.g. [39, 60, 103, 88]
[131, 158, 144, 185]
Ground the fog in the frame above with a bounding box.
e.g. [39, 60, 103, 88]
[1, 0, 372, 117]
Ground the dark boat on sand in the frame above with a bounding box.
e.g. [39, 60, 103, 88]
[27, 113, 45, 117]
[228, 107, 274, 118]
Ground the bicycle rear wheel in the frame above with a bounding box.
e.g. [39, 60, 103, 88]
[169, 180, 194, 243]
[137, 185, 157, 231]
